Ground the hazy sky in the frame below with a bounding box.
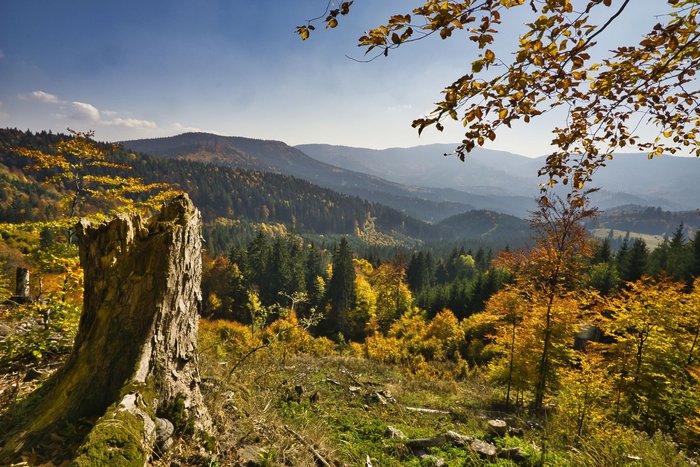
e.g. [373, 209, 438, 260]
[0, 1, 670, 156]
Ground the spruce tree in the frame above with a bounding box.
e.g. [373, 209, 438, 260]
[692, 231, 700, 278]
[592, 238, 612, 264]
[246, 231, 270, 290]
[625, 238, 649, 283]
[264, 238, 292, 305]
[323, 238, 356, 336]
[666, 224, 692, 281]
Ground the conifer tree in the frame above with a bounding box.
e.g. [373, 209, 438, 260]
[246, 230, 270, 291]
[666, 224, 692, 281]
[692, 231, 700, 279]
[323, 238, 356, 336]
[624, 238, 649, 283]
[264, 238, 292, 305]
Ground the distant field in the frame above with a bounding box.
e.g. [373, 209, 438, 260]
[590, 228, 666, 249]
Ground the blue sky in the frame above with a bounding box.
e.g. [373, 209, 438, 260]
[0, 1, 668, 156]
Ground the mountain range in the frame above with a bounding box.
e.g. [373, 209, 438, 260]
[122, 133, 534, 221]
[1, 128, 697, 252]
[297, 143, 700, 212]
[123, 132, 700, 221]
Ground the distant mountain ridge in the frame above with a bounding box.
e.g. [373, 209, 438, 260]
[122, 133, 537, 219]
[2, 129, 696, 250]
[297, 143, 700, 212]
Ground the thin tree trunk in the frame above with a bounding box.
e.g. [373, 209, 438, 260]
[534, 293, 555, 410]
[506, 322, 516, 405]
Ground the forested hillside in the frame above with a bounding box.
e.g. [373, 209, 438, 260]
[122, 132, 542, 219]
[0, 129, 539, 251]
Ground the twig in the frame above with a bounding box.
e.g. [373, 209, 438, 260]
[339, 367, 362, 386]
[405, 406, 450, 415]
[323, 378, 342, 386]
[284, 424, 331, 467]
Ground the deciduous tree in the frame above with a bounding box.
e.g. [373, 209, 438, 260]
[299, 1, 699, 201]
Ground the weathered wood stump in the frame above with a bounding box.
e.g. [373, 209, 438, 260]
[8, 267, 32, 304]
[0, 195, 212, 465]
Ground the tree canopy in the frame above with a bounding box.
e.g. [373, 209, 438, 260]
[298, 1, 699, 202]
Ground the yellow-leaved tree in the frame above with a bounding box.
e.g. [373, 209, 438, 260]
[604, 278, 700, 435]
[13, 129, 179, 226]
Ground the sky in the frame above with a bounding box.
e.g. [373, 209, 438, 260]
[0, 1, 671, 156]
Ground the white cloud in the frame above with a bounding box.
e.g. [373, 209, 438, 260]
[18, 90, 158, 131]
[70, 101, 101, 121]
[19, 90, 64, 104]
[172, 122, 217, 134]
[387, 104, 413, 112]
[105, 117, 157, 129]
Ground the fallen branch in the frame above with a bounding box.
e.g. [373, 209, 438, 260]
[406, 434, 448, 449]
[323, 378, 342, 386]
[405, 406, 450, 415]
[406, 431, 472, 450]
[339, 367, 362, 386]
[283, 424, 331, 467]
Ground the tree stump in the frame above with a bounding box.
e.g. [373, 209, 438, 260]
[0, 195, 212, 465]
[9, 267, 32, 304]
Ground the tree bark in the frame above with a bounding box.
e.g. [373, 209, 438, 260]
[0, 195, 212, 465]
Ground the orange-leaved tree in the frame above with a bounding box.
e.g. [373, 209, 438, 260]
[495, 193, 595, 409]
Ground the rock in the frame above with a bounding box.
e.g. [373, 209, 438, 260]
[0, 322, 12, 337]
[487, 419, 508, 438]
[238, 445, 266, 466]
[349, 386, 362, 394]
[470, 439, 497, 458]
[309, 390, 320, 403]
[378, 390, 397, 404]
[508, 427, 525, 438]
[498, 446, 527, 462]
[419, 454, 446, 466]
[527, 419, 543, 431]
[407, 435, 448, 450]
[384, 426, 407, 440]
[155, 417, 175, 453]
[367, 392, 387, 405]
